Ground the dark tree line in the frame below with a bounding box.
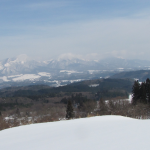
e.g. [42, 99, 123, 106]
[61, 93, 91, 105]
[132, 78, 150, 104]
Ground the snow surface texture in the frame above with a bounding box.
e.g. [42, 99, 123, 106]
[0, 115, 150, 150]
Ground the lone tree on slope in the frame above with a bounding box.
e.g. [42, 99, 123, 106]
[66, 100, 74, 120]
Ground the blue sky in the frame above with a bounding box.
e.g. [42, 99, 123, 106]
[1, 0, 150, 60]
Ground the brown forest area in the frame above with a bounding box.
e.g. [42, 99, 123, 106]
[0, 91, 150, 131]
[0, 92, 93, 130]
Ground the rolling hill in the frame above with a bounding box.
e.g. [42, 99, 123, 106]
[0, 115, 149, 150]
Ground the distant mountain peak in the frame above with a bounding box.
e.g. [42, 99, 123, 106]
[57, 53, 84, 61]
[15, 54, 31, 62]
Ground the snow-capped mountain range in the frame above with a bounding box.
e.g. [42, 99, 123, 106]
[0, 54, 150, 88]
[1, 54, 150, 75]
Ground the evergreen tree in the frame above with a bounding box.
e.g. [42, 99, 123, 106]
[132, 78, 150, 105]
[145, 78, 150, 103]
[140, 82, 147, 103]
[132, 80, 140, 105]
[66, 100, 74, 119]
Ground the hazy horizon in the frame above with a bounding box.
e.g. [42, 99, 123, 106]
[1, 0, 150, 60]
[1, 53, 150, 62]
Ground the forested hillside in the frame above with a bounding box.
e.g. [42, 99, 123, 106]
[0, 78, 133, 98]
[111, 70, 150, 81]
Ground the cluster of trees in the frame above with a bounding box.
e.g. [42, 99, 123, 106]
[61, 93, 90, 105]
[132, 78, 150, 104]
[66, 78, 150, 119]
[64, 93, 96, 119]
[0, 102, 32, 111]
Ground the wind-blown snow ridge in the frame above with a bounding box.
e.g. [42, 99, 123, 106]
[0, 115, 149, 150]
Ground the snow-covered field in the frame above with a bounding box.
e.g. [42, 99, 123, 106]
[0, 115, 150, 150]
[0, 72, 51, 82]
[12, 74, 41, 81]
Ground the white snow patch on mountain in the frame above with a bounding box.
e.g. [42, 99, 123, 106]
[88, 70, 100, 74]
[43, 61, 49, 64]
[0, 72, 51, 82]
[12, 74, 41, 81]
[4, 63, 10, 67]
[38, 72, 51, 77]
[0, 116, 150, 150]
[8, 75, 23, 78]
[3, 54, 30, 68]
[57, 53, 84, 61]
[60, 70, 82, 74]
[15, 54, 30, 63]
[0, 76, 10, 82]
[89, 84, 99, 87]
[70, 79, 84, 83]
[0, 65, 3, 70]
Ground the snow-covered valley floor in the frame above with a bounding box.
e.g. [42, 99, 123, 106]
[0, 115, 149, 150]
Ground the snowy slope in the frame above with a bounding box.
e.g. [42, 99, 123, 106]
[0, 115, 150, 150]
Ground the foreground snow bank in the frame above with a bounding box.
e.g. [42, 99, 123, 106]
[0, 115, 149, 150]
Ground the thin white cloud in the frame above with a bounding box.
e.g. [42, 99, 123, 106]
[130, 8, 150, 19]
[1, 14, 150, 60]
